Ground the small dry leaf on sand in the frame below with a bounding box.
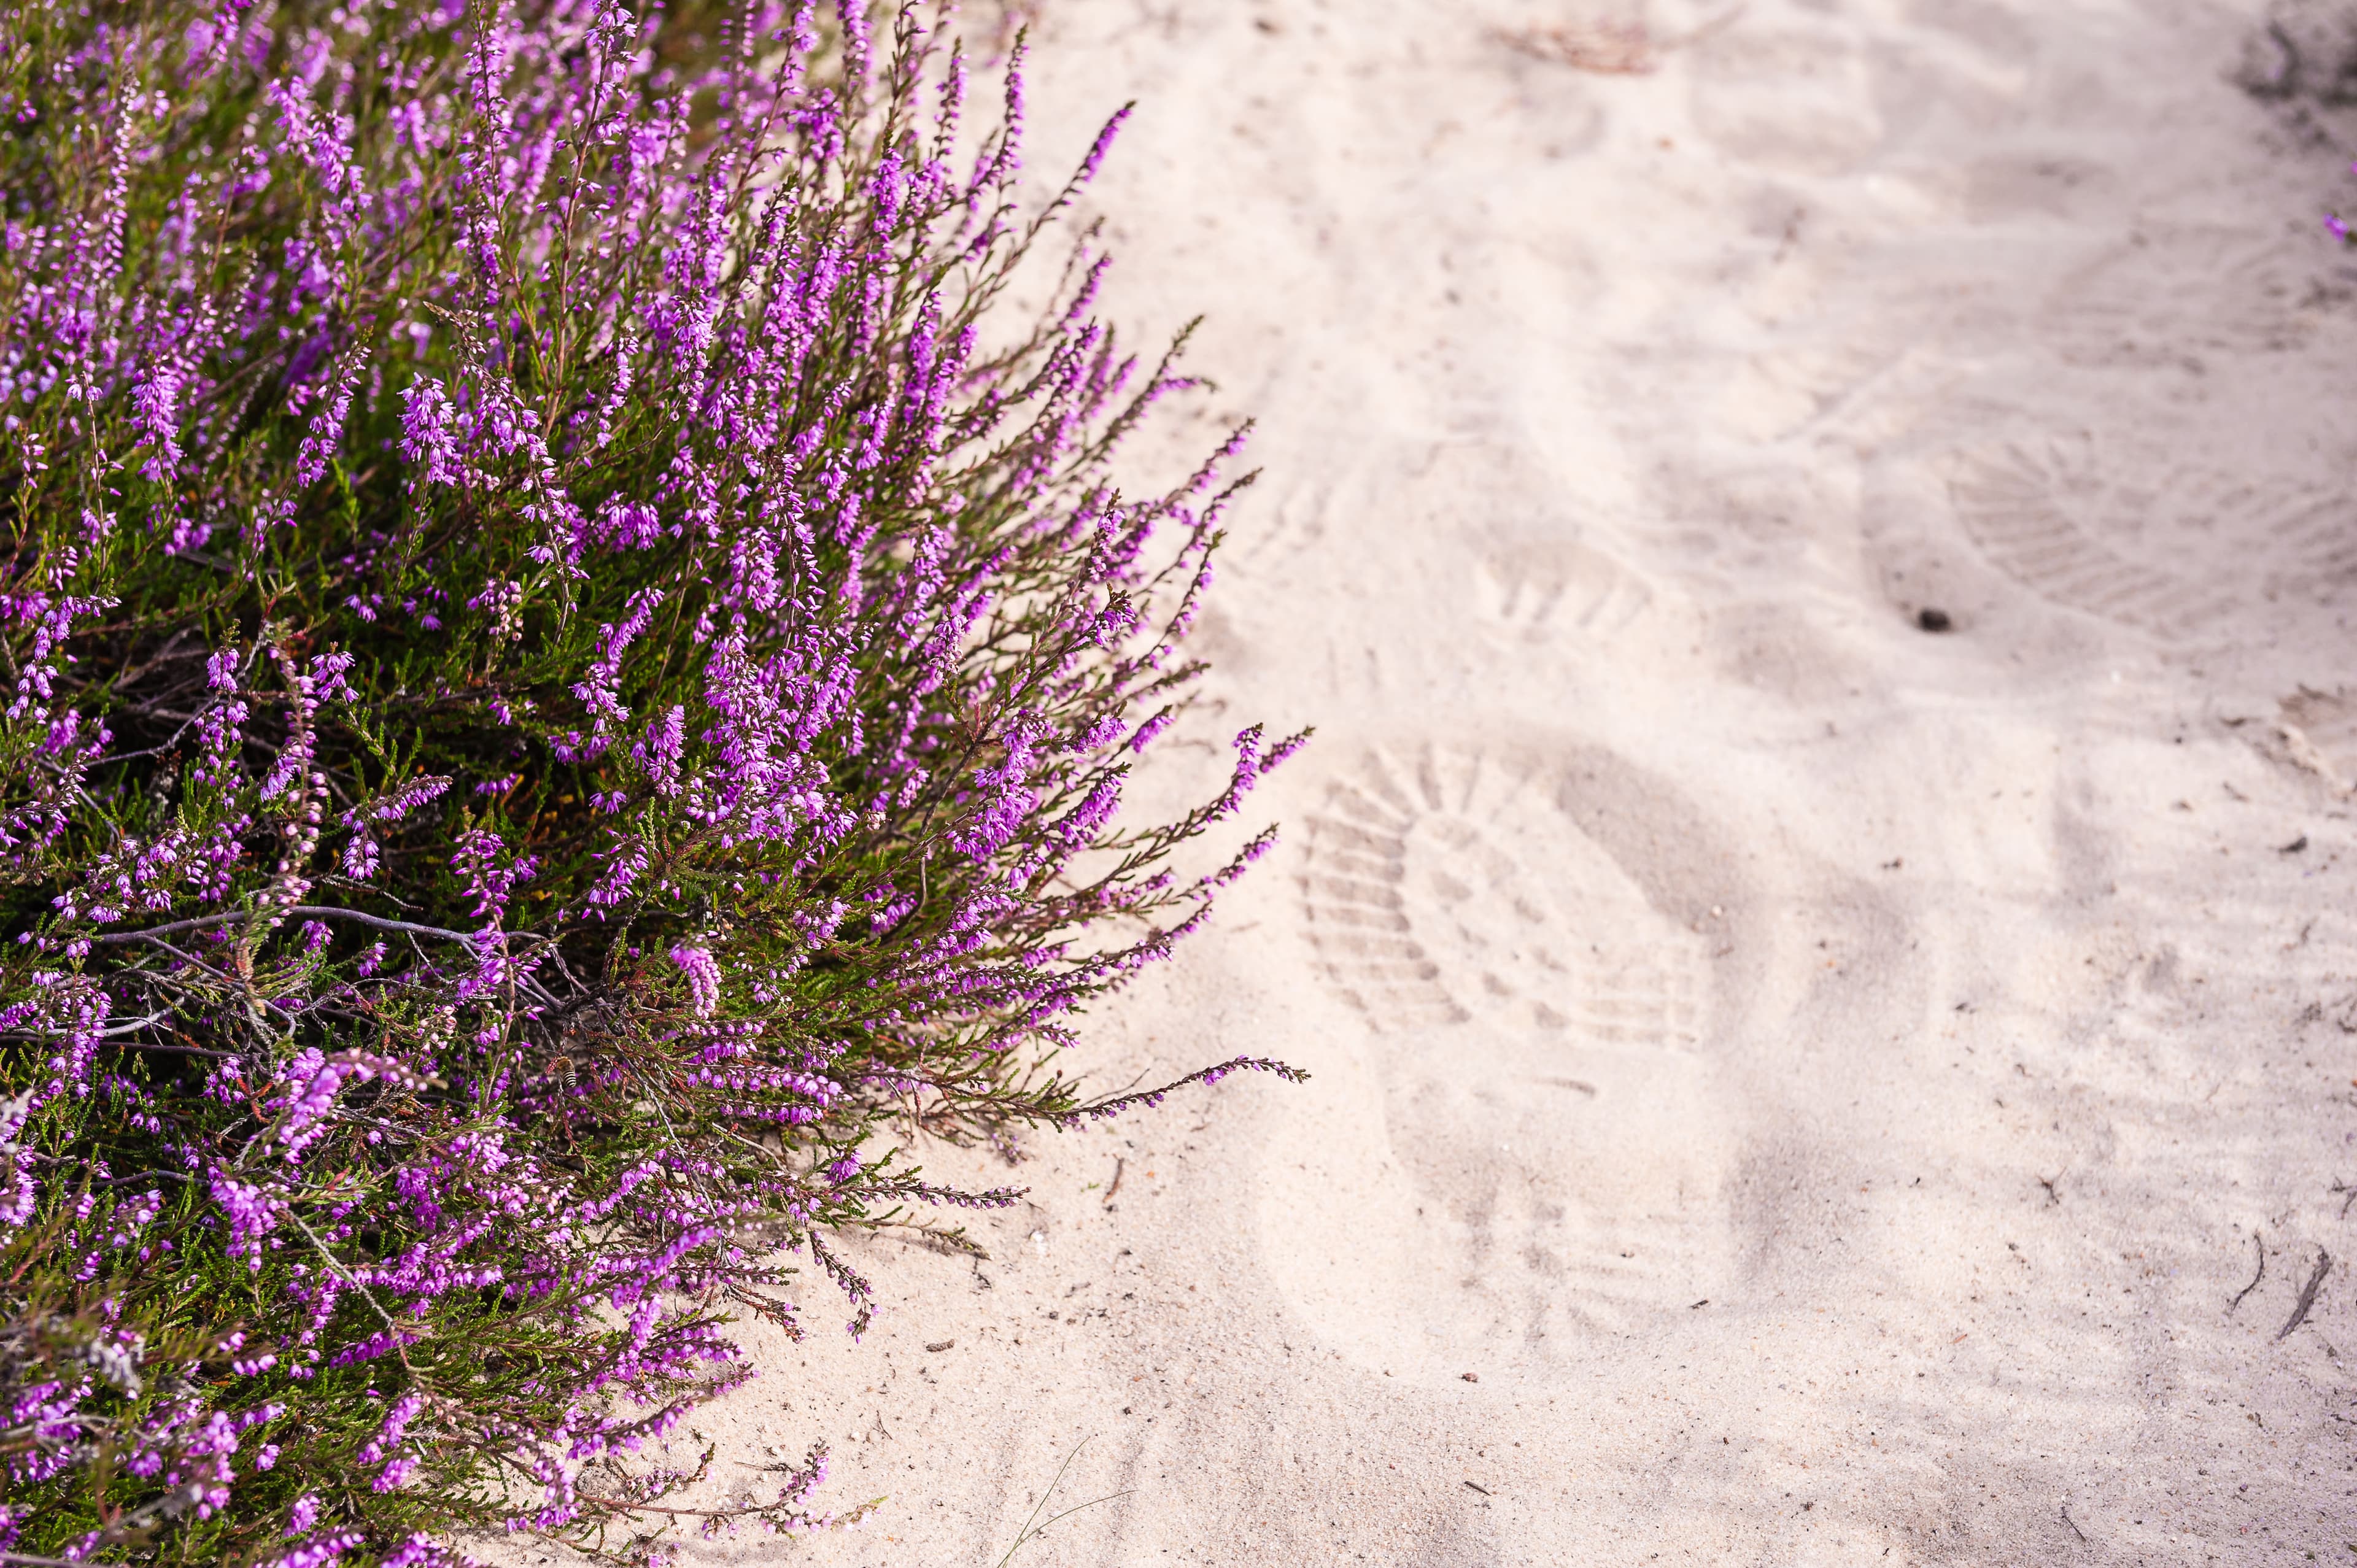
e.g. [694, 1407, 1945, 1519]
[2269, 721, 2355, 793]
[1498, 6, 1744, 75]
[1500, 20, 1658, 74]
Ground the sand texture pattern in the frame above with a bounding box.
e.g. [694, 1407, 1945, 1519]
[604, 1, 2357, 1562]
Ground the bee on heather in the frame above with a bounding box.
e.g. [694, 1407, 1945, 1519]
[0, 1, 1304, 1561]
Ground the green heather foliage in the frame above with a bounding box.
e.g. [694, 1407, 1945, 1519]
[0, 1, 1303, 1561]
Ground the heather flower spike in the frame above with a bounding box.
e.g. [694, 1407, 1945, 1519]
[0, 1, 1303, 1561]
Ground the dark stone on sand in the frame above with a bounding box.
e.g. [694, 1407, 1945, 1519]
[1916, 608, 1953, 633]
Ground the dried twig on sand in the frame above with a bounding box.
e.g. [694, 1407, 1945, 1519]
[2277, 1248, 2332, 1340]
[2229, 1233, 2266, 1312]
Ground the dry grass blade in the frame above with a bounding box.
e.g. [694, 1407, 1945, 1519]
[990, 1435, 1133, 1567]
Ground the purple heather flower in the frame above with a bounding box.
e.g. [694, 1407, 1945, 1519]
[0, 3, 1303, 1557]
[671, 943, 722, 1018]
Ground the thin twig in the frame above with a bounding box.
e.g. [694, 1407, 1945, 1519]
[91, 905, 492, 947]
[2061, 1504, 2088, 1543]
[283, 1206, 404, 1337]
[1101, 1155, 1124, 1207]
[573, 1491, 882, 1521]
[0, 1010, 168, 1041]
[2230, 1234, 2266, 1313]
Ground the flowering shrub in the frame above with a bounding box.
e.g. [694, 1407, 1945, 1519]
[0, 1, 1304, 1561]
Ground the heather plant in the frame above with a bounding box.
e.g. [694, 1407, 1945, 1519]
[0, 1, 1304, 1562]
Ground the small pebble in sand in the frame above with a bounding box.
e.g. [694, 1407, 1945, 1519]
[1917, 608, 1953, 633]
[1461, 1372, 1479, 1382]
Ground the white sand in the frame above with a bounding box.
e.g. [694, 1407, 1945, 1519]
[638, 1, 2357, 1561]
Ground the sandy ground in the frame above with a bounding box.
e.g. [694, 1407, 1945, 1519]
[551, 2, 2357, 1562]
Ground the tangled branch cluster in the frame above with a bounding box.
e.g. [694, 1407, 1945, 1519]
[0, 1, 1302, 1561]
